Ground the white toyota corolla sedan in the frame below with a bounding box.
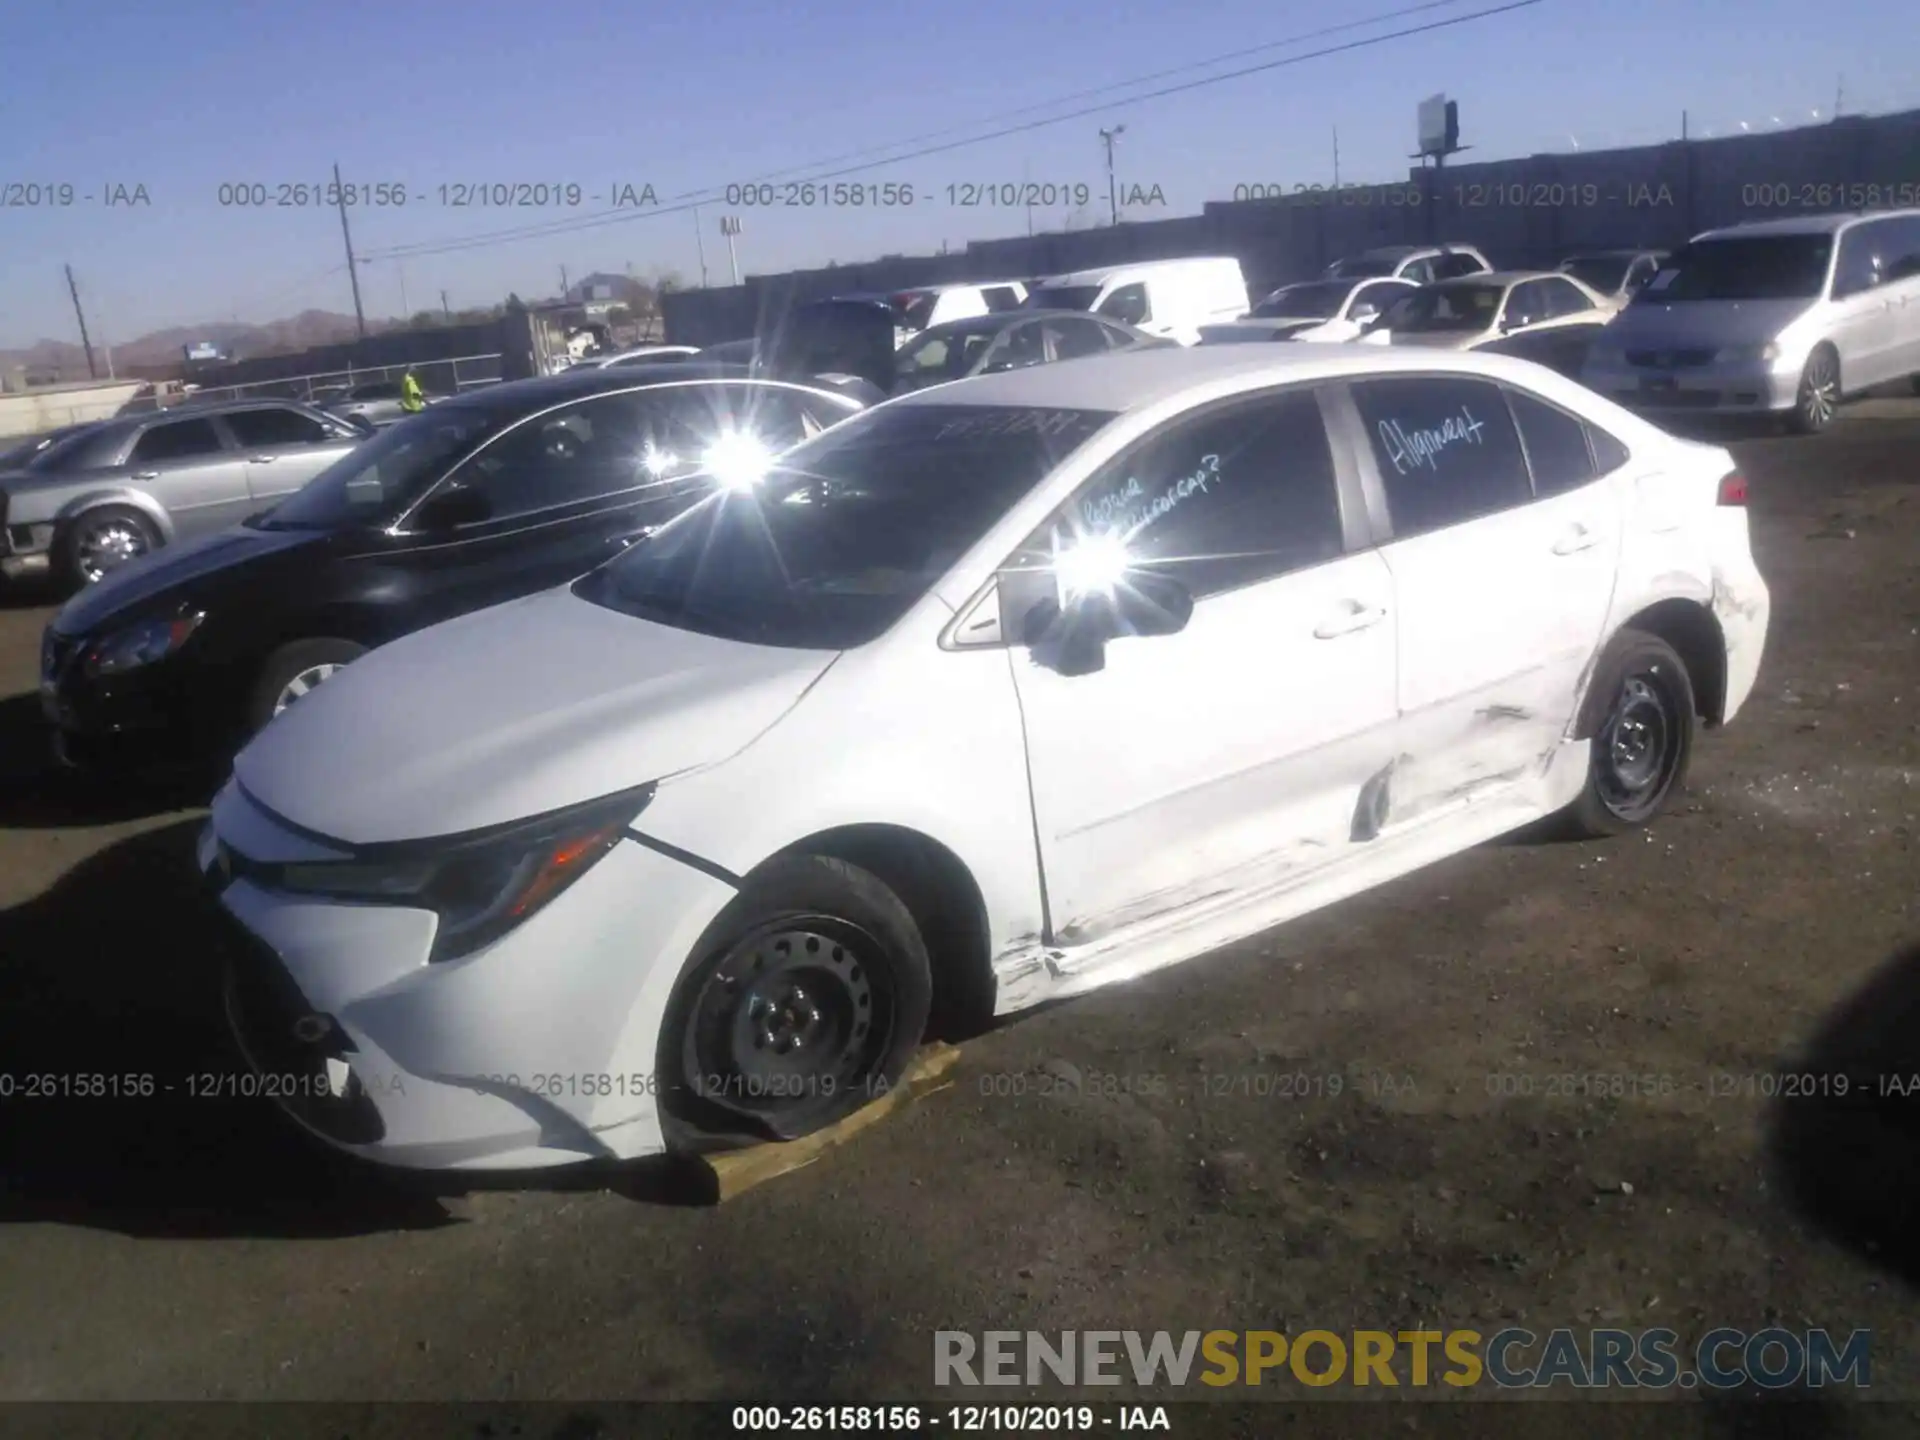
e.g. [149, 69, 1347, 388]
[199, 343, 1770, 1171]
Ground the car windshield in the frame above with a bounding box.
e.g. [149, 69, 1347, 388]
[578, 402, 1116, 649]
[1561, 256, 1633, 293]
[1326, 255, 1400, 279]
[251, 404, 503, 529]
[893, 329, 999, 388]
[1643, 236, 1832, 302]
[22, 425, 110, 471]
[889, 292, 939, 331]
[1025, 285, 1101, 311]
[1250, 281, 1352, 319]
[1381, 283, 1502, 332]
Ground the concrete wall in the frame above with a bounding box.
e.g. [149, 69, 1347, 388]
[185, 320, 512, 398]
[0, 380, 149, 439]
[662, 108, 1920, 342]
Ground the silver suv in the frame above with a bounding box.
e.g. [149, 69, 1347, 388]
[1581, 210, 1920, 433]
[0, 399, 367, 587]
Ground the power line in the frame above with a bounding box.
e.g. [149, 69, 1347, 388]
[696, 0, 1480, 190]
[362, 0, 1543, 263]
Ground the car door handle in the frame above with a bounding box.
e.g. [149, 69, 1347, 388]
[1313, 602, 1387, 639]
[1552, 524, 1600, 555]
[131, 470, 159, 480]
[248, 455, 276, 463]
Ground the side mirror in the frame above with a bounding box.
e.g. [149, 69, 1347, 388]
[1021, 570, 1193, 677]
[414, 486, 491, 530]
[347, 415, 377, 436]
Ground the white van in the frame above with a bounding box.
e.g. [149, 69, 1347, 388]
[1024, 257, 1249, 344]
[838, 282, 1031, 348]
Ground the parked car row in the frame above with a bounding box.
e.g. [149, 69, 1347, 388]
[140, 338, 1772, 1173]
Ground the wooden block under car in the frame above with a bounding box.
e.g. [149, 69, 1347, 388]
[700, 1042, 962, 1202]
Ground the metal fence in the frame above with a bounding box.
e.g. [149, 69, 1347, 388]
[182, 352, 505, 405]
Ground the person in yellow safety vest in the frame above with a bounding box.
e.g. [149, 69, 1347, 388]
[399, 370, 425, 414]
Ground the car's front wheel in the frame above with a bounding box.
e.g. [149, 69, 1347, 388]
[1787, 344, 1841, 435]
[1556, 628, 1697, 839]
[659, 853, 932, 1145]
[247, 638, 367, 733]
[59, 505, 160, 587]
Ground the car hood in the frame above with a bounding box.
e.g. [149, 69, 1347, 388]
[231, 584, 840, 845]
[1605, 298, 1814, 347]
[52, 523, 324, 635]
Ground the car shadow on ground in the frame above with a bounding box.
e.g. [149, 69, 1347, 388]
[1769, 937, 1920, 1289]
[0, 692, 219, 827]
[0, 819, 709, 1237]
[0, 576, 64, 611]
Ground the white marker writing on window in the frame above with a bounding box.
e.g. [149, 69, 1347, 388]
[1378, 408, 1486, 476]
[1081, 453, 1223, 536]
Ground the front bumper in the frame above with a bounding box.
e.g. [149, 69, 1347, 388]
[0, 518, 54, 578]
[199, 785, 738, 1171]
[38, 629, 236, 771]
[1581, 353, 1800, 416]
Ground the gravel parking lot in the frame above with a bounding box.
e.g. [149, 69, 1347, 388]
[1, 401, 1917, 1427]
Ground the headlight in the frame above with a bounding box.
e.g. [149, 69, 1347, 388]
[264, 784, 655, 963]
[82, 612, 204, 677]
[1717, 341, 1780, 363]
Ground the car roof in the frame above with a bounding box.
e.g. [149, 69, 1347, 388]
[1039, 256, 1239, 287]
[430, 364, 826, 413]
[1564, 248, 1665, 258]
[884, 341, 1569, 414]
[1693, 209, 1920, 240]
[1432, 270, 1561, 287]
[918, 311, 1043, 338]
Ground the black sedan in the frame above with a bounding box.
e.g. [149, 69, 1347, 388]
[39, 364, 869, 774]
[890, 310, 1164, 393]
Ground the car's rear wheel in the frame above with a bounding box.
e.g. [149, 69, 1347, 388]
[1556, 628, 1696, 839]
[247, 638, 367, 733]
[659, 853, 932, 1146]
[59, 505, 160, 587]
[1787, 344, 1841, 434]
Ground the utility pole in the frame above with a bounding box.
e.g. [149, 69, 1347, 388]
[1099, 125, 1126, 226]
[720, 215, 743, 286]
[1834, 75, 1844, 119]
[64, 265, 99, 379]
[333, 162, 366, 337]
[559, 265, 570, 300]
[397, 261, 410, 320]
[441, 289, 450, 319]
[1333, 126, 1341, 187]
[693, 204, 711, 288]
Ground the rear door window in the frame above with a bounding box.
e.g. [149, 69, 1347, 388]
[225, 406, 334, 448]
[1351, 376, 1533, 537]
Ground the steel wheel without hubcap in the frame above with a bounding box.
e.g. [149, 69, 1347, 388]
[1794, 348, 1839, 433]
[1595, 671, 1682, 823]
[74, 519, 150, 583]
[272, 664, 344, 716]
[682, 918, 896, 1137]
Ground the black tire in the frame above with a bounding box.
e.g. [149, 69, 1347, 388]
[658, 853, 932, 1146]
[1786, 344, 1841, 435]
[1556, 628, 1697, 839]
[246, 638, 367, 733]
[57, 505, 161, 589]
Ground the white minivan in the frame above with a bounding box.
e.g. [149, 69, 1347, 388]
[1025, 258, 1249, 344]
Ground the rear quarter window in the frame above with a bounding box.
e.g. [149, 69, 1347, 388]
[1505, 388, 1597, 496]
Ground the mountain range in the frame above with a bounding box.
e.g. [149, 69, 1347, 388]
[0, 309, 402, 378]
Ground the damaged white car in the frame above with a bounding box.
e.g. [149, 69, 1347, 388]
[199, 344, 1770, 1171]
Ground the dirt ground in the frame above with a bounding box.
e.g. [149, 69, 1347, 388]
[0, 398, 1917, 1433]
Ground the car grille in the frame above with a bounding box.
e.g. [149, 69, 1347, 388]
[1624, 348, 1716, 369]
[217, 907, 387, 1146]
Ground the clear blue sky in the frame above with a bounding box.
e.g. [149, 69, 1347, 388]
[0, 0, 1910, 348]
